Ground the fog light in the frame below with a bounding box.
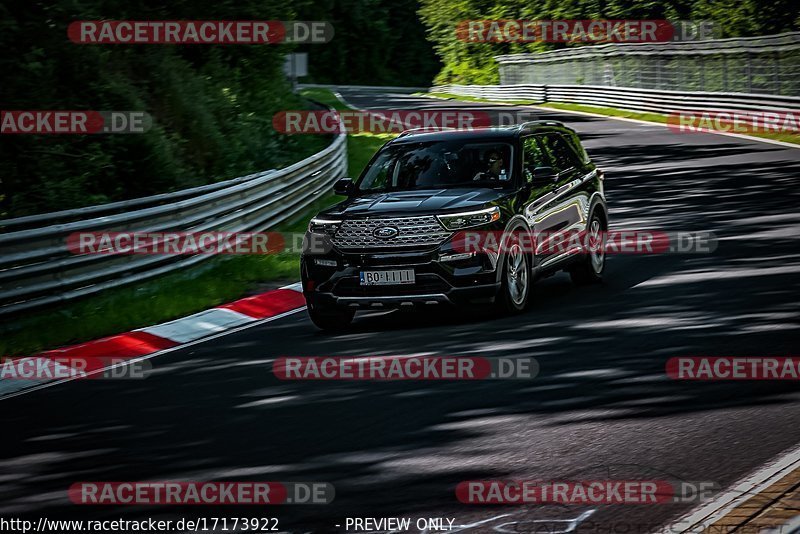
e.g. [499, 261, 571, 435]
[314, 258, 337, 267]
[439, 252, 476, 262]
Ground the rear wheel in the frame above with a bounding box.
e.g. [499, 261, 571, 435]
[569, 213, 606, 285]
[307, 303, 354, 331]
[497, 241, 530, 313]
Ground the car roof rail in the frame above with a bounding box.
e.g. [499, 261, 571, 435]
[397, 127, 458, 138]
[518, 120, 571, 130]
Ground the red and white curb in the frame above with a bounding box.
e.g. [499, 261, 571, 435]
[0, 283, 305, 399]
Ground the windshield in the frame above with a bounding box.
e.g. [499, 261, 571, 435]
[357, 140, 514, 192]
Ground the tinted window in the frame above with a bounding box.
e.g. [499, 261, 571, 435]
[358, 140, 515, 192]
[522, 136, 548, 183]
[540, 134, 581, 173]
[564, 132, 591, 164]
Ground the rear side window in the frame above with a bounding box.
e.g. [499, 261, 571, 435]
[564, 132, 591, 164]
[539, 134, 581, 173]
[522, 136, 548, 183]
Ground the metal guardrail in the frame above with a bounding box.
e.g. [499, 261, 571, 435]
[0, 175, 266, 233]
[495, 32, 800, 63]
[431, 84, 800, 114]
[0, 131, 347, 318]
[431, 84, 547, 102]
[495, 32, 800, 96]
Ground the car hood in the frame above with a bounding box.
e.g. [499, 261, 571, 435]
[323, 188, 512, 218]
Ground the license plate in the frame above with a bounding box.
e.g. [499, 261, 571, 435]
[360, 269, 415, 286]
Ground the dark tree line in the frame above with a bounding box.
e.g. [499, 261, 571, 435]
[1, 0, 313, 217]
[295, 0, 441, 86]
[2, 0, 795, 216]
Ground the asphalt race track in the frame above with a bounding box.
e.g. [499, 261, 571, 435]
[2, 88, 799, 533]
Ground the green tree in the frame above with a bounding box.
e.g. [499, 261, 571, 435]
[418, 0, 800, 84]
[0, 0, 320, 217]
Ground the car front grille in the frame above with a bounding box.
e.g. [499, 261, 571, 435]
[333, 216, 452, 249]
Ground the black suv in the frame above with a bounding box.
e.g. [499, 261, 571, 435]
[301, 122, 607, 330]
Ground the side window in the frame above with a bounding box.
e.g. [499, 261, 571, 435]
[565, 132, 591, 164]
[522, 136, 548, 183]
[540, 134, 580, 173]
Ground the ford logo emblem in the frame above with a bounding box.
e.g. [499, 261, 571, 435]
[374, 226, 399, 239]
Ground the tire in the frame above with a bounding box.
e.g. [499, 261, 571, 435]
[569, 212, 606, 286]
[307, 303, 354, 331]
[497, 238, 531, 314]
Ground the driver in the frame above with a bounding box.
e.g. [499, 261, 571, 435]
[474, 150, 506, 181]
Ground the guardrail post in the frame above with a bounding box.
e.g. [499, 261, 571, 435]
[722, 55, 728, 92]
[637, 56, 643, 88]
[698, 56, 705, 92]
[773, 52, 780, 95]
[656, 58, 662, 90]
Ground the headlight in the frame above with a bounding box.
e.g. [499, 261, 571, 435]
[308, 217, 341, 235]
[437, 206, 500, 230]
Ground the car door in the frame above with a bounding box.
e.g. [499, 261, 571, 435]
[521, 134, 553, 220]
[523, 133, 587, 265]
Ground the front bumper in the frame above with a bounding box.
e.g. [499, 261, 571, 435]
[301, 239, 501, 310]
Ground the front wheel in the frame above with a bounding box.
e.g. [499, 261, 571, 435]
[307, 303, 354, 331]
[497, 241, 531, 313]
[569, 213, 606, 285]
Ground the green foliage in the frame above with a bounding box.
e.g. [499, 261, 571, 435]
[5, 0, 794, 216]
[0, 88, 395, 357]
[0, 0, 327, 217]
[293, 0, 442, 87]
[0, 0, 444, 217]
[418, 0, 800, 84]
[298, 88, 396, 177]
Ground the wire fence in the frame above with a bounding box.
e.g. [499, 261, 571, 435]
[497, 32, 800, 96]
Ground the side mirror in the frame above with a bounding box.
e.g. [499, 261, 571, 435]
[532, 167, 558, 186]
[333, 178, 354, 196]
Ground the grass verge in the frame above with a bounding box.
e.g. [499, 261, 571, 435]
[427, 92, 800, 146]
[421, 91, 538, 107]
[1, 89, 394, 357]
